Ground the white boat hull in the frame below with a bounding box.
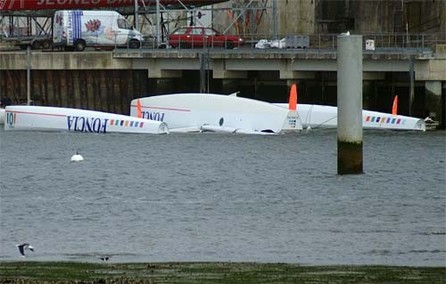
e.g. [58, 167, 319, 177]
[275, 104, 426, 131]
[130, 93, 303, 134]
[0, 108, 5, 125]
[4, 105, 169, 134]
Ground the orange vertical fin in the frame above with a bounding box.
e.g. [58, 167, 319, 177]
[136, 99, 142, 118]
[392, 95, 398, 116]
[289, 83, 297, 111]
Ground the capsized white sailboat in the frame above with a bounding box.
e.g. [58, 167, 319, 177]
[4, 105, 169, 134]
[129, 88, 303, 134]
[274, 103, 426, 131]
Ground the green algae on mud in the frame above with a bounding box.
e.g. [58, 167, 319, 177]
[1, 262, 445, 283]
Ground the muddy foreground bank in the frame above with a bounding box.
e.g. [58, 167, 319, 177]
[1, 262, 445, 283]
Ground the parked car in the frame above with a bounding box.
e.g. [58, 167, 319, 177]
[168, 26, 243, 49]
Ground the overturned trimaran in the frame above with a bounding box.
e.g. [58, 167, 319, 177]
[129, 82, 424, 132]
[4, 105, 169, 134]
[130, 86, 303, 134]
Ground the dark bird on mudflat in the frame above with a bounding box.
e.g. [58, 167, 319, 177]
[16, 243, 34, 257]
[99, 256, 110, 261]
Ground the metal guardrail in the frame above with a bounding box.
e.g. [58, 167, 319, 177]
[1, 32, 442, 54]
[139, 33, 441, 52]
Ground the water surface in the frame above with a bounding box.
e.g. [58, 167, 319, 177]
[0, 129, 445, 266]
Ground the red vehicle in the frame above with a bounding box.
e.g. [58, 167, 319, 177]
[168, 27, 243, 49]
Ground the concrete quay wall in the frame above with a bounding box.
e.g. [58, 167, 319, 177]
[1, 50, 444, 81]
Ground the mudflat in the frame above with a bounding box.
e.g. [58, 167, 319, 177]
[1, 262, 445, 283]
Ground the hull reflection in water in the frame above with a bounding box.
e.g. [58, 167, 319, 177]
[4, 106, 169, 134]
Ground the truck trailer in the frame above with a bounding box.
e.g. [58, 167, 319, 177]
[52, 10, 143, 51]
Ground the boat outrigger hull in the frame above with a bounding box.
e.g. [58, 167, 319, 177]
[275, 104, 426, 131]
[4, 105, 169, 134]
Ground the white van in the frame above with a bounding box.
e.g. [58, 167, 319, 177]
[53, 10, 143, 51]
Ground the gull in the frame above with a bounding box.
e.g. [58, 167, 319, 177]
[71, 151, 84, 162]
[17, 243, 34, 257]
[340, 31, 350, 36]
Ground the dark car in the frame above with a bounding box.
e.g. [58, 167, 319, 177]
[168, 26, 243, 49]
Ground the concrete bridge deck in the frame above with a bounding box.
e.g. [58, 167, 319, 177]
[0, 47, 445, 82]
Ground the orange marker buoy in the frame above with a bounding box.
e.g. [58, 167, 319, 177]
[289, 83, 297, 111]
[392, 95, 398, 116]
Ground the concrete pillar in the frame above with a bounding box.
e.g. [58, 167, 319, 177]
[362, 80, 374, 111]
[199, 52, 208, 93]
[409, 57, 415, 116]
[154, 79, 175, 94]
[425, 81, 443, 122]
[337, 35, 363, 175]
[221, 79, 239, 95]
[26, 46, 32, 105]
[286, 80, 297, 88]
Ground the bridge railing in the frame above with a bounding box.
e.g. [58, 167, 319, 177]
[139, 33, 440, 53]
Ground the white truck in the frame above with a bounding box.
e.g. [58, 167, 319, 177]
[53, 10, 143, 51]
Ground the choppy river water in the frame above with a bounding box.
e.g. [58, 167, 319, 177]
[0, 129, 445, 266]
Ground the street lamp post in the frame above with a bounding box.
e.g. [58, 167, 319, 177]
[134, 0, 138, 30]
[156, 0, 161, 47]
